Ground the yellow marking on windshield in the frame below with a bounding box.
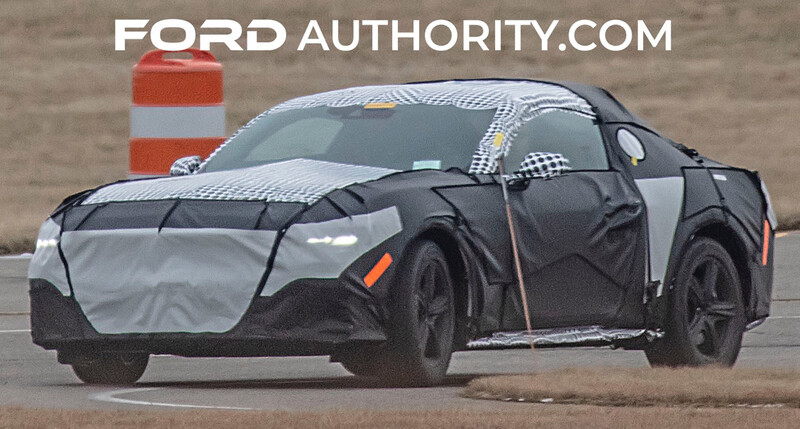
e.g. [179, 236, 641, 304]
[493, 132, 504, 148]
[364, 102, 398, 109]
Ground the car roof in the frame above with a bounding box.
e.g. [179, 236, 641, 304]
[404, 78, 654, 131]
[269, 79, 594, 116]
[271, 78, 654, 133]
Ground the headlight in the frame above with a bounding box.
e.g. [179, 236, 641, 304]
[28, 218, 70, 296]
[36, 238, 59, 250]
[306, 234, 359, 246]
[261, 207, 402, 297]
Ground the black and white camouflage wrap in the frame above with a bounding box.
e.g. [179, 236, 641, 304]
[201, 80, 595, 175]
[168, 155, 202, 176]
[83, 158, 396, 205]
[510, 152, 571, 180]
[467, 326, 657, 349]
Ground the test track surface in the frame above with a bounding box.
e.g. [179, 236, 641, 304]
[0, 234, 797, 411]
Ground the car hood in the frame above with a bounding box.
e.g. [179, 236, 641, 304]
[82, 158, 397, 206]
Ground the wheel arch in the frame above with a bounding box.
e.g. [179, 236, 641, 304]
[646, 225, 749, 367]
[416, 224, 475, 349]
[691, 222, 753, 313]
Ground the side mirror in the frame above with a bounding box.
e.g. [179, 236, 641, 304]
[511, 152, 570, 180]
[169, 156, 203, 176]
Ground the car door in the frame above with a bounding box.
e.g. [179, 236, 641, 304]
[500, 110, 648, 329]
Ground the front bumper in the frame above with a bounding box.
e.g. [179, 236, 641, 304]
[28, 200, 404, 356]
[30, 277, 387, 357]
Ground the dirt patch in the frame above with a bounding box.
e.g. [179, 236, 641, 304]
[777, 215, 800, 232]
[1, 0, 798, 252]
[0, 237, 34, 256]
[463, 367, 800, 408]
[1, 405, 800, 429]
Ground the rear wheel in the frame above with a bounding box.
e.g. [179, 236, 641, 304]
[646, 237, 746, 367]
[340, 240, 455, 386]
[71, 353, 149, 385]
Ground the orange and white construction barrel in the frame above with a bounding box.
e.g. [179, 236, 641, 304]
[129, 49, 225, 178]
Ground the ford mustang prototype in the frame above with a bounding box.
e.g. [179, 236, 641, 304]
[29, 79, 775, 386]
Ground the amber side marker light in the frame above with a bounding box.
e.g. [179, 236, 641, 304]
[364, 253, 393, 287]
[762, 220, 770, 266]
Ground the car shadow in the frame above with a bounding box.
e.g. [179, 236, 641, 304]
[131, 373, 485, 390]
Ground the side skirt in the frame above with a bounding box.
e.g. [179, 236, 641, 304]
[467, 326, 663, 350]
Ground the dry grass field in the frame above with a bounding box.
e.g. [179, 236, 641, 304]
[1, 0, 798, 253]
[464, 367, 800, 407]
[1, 405, 800, 429]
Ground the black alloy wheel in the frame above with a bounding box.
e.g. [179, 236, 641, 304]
[646, 237, 746, 366]
[340, 240, 455, 386]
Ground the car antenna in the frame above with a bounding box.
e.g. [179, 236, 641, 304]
[493, 133, 536, 351]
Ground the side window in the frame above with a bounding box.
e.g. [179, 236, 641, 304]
[506, 110, 609, 172]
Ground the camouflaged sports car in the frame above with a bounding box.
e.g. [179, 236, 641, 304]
[29, 80, 775, 386]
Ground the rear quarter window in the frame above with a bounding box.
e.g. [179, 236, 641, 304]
[619, 127, 696, 179]
[506, 110, 609, 172]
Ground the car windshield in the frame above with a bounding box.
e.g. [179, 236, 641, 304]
[202, 104, 497, 172]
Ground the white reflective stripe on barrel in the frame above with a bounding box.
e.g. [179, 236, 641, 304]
[130, 106, 226, 138]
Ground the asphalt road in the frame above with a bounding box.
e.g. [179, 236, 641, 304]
[0, 234, 798, 411]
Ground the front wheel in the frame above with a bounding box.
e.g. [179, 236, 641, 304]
[646, 237, 746, 367]
[340, 240, 455, 386]
[71, 353, 149, 385]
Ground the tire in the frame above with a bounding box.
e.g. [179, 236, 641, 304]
[646, 237, 746, 367]
[71, 353, 149, 385]
[339, 352, 384, 378]
[340, 240, 455, 386]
